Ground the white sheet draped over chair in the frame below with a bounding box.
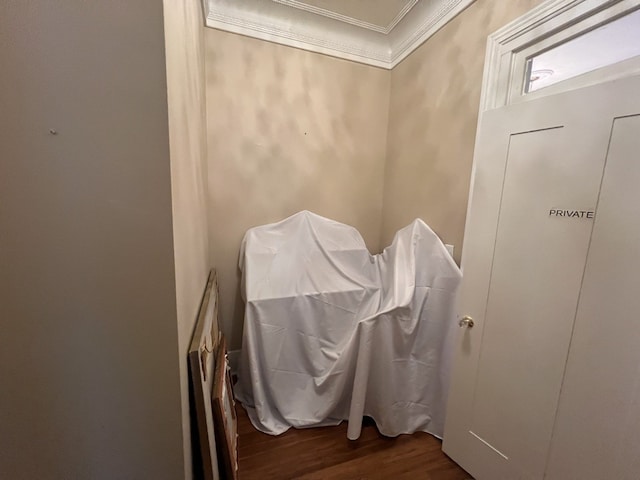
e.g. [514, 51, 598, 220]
[234, 211, 461, 439]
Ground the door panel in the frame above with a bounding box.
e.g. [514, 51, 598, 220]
[469, 126, 602, 479]
[545, 114, 640, 480]
[443, 75, 640, 480]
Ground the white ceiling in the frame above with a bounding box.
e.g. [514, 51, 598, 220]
[203, 0, 476, 69]
[273, 0, 418, 33]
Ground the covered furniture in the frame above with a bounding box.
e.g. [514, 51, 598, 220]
[235, 211, 461, 439]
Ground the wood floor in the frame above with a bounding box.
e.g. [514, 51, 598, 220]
[236, 404, 471, 480]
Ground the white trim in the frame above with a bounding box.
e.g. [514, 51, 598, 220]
[383, 0, 421, 34]
[227, 349, 241, 377]
[204, 0, 392, 68]
[479, 0, 640, 112]
[271, 0, 418, 34]
[462, 0, 640, 273]
[389, 0, 475, 66]
[203, 0, 475, 69]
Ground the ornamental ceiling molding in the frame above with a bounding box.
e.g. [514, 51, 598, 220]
[271, 0, 420, 34]
[203, 0, 476, 69]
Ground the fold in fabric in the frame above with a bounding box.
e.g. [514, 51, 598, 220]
[234, 211, 462, 439]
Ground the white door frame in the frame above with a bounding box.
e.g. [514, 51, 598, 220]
[478, 0, 640, 113]
[445, 0, 640, 476]
[463, 0, 640, 270]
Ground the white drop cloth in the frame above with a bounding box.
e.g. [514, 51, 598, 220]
[234, 211, 461, 439]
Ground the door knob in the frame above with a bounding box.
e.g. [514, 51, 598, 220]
[459, 315, 474, 328]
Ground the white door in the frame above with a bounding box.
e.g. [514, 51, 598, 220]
[544, 112, 640, 480]
[442, 73, 640, 480]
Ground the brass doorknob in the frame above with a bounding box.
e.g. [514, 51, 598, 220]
[459, 315, 474, 328]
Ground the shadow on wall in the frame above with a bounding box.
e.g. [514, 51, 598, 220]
[380, 0, 546, 256]
[205, 28, 391, 350]
[205, 0, 544, 351]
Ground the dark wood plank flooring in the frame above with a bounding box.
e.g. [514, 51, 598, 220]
[236, 404, 471, 479]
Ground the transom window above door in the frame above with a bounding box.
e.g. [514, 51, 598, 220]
[524, 8, 640, 94]
[480, 0, 640, 112]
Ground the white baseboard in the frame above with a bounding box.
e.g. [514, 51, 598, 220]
[227, 349, 241, 377]
[445, 244, 455, 258]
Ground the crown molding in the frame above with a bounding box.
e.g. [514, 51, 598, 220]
[271, 0, 419, 34]
[388, 0, 477, 66]
[203, 0, 476, 69]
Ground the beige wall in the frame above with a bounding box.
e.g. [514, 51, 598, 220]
[204, 2, 545, 347]
[0, 2, 184, 479]
[380, 0, 545, 264]
[0, 1, 550, 476]
[163, 0, 211, 478]
[205, 30, 391, 349]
